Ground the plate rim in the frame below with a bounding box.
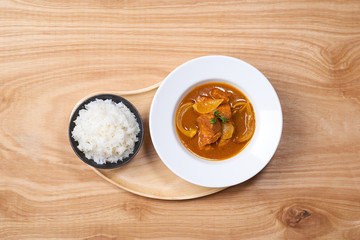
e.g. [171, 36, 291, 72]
[150, 55, 283, 188]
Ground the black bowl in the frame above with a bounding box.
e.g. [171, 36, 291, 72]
[69, 94, 144, 169]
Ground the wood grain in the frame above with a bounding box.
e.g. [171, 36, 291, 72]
[1, 0, 359, 239]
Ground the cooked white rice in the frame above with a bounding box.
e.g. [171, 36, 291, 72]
[72, 99, 140, 164]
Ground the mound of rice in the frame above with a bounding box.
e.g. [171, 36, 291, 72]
[72, 99, 140, 164]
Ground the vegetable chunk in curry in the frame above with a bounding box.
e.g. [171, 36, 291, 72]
[175, 82, 255, 161]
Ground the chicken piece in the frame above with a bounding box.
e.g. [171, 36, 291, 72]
[210, 88, 230, 103]
[216, 104, 232, 119]
[196, 113, 222, 149]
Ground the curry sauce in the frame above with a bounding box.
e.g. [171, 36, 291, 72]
[175, 82, 255, 161]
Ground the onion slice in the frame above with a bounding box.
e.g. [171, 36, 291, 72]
[232, 101, 247, 114]
[235, 103, 255, 143]
[176, 102, 197, 138]
[221, 122, 235, 140]
[193, 99, 224, 114]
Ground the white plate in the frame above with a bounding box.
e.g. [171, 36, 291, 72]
[149, 55, 282, 188]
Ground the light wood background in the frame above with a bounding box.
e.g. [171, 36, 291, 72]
[1, 0, 359, 239]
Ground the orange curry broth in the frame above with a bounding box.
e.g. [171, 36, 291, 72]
[175, 82, 255, 161]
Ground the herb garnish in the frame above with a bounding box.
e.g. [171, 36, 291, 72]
[210, 110, 227, 124]
[219, 116, 227, 123]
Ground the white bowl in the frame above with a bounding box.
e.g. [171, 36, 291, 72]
[150, 55, 282, 188]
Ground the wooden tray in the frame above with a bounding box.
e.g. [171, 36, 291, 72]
[73, 83, 226, 200]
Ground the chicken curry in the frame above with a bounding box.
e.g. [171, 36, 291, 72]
[175, 82, 255, 160]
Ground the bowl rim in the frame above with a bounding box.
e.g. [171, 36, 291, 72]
[68, 94, 144, 169]
[149, 55, 283, 187]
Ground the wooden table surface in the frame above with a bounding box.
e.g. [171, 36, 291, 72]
[1, 0, 359, 239]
